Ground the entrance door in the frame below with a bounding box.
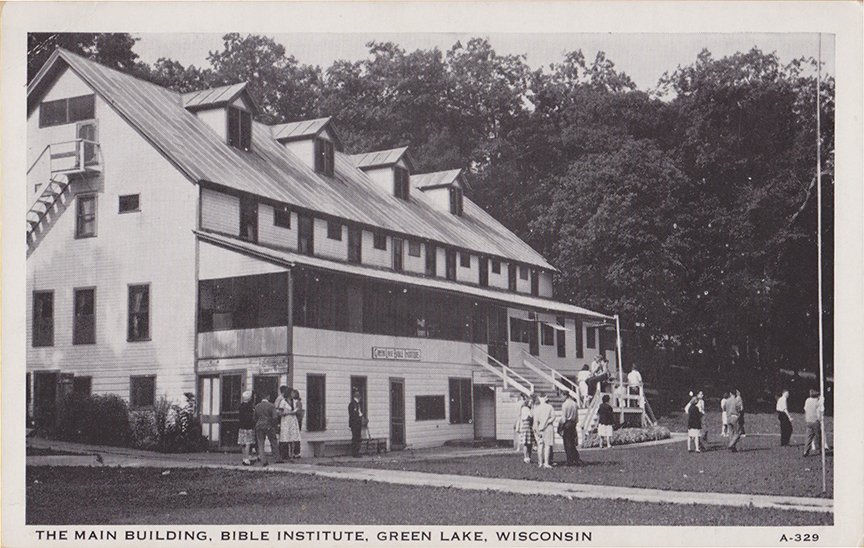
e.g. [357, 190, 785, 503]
[77, 122, 98, 166]
[33, 371, 59, 430]
[390, 378, 406, 450]
[220, 374, 242, 447]
[199, 375, 221, 444]
[473, 385, 496, 439]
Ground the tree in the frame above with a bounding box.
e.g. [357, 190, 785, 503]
[28, 33, 141, 82]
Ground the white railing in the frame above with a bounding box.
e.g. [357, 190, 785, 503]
[471, 345, 533, 396]
[48, 139, 101, 173]
[520, 351, 579, 398]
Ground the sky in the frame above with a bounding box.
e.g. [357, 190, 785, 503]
[133, 32, 835, 92]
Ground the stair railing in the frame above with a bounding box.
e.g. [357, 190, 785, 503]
[520, 350, 579, 398]
[471, 345, 533, 397]
[579, 390, 603, 447]
[27, 174, 70, 241]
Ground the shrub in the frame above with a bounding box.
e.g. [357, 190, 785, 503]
[152, 393, 208, 453]
[583, 425, 670, 449]
[57, 393, 132, 447]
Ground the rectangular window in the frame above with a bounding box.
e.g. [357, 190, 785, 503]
[128, 285, 150, 341]
[298, 215, 314, 255]
[519, 265, 529, 280]
[274, 206, 291, 229]
[73, 288, 95, 345]
[327, 220, 342, 241]
[491, 259, 501, 275]
[449, 186, 463, 216]
[557, 317, 567, 358]
[130, 375, 155, 409]
[541, 323, 555, 346]
[314, 138, 335, 177]
[394, 166, 410, 201]
[416, 395, 446, 421]
[118, 194, 140, 213]
[306, 374, 326, 432]
[73, 376, 92, 396]
[76, 194, 96, 238]
[575, 318, 583, 358]
[198, 273, 288, 332]
[460, 252, 471, 268]
[508, 263, 517, 291]
[392, 238, 403, 272]
[531, 269, 539, 296]
[239, 195, 257, 243]
[39, 94, 95, 127]
[32, 291, 54, 347]
[478, 256, 489, 287]
[449, 378, 472, 424]
[373, 232, 387, 250]
[227, 106, 252, 151]
[348, 226, 362, 264]
[528, 319, 539, 356]
[425, 243, 437, 276]
[408, 240, 421, 257]
[445, 249, 457, 281]
[587, 327, 596, 349]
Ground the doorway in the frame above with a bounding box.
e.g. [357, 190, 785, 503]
[33, 371, 59, 430]
[473, 385, 496, 439]
[389, 378, 405, 450]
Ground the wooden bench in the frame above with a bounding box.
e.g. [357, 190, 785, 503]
[309, 438, 387, 458]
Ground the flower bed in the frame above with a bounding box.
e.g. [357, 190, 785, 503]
[583, 425, 671, 448]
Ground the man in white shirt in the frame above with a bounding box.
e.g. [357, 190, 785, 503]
[803, 389, 822, 457]
[627, 365, 643, 408]
[776, 390, 793, 446]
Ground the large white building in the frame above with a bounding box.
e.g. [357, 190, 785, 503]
[26, 48, 620, 455]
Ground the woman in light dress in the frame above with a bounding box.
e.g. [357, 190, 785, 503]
[517, 394, 535, 463]
[277, 386, 301, 459]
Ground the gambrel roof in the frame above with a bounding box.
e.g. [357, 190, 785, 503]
[27, 48, 554, 271]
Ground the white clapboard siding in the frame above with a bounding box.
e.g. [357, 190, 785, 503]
[314, 218, 348, 261]
[201, 188, 240, 236]
[198, 327, 289, 359]
[199, 240, 285, 280]
[361, 229, 390, 269]
[258, 204, 297, 251]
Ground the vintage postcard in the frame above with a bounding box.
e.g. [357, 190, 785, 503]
[3, 2, 862, 546]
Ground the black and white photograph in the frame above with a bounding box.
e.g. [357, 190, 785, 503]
[3, 2, 862, 546]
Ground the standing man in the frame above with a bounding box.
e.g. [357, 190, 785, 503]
[723, 390, 742, 452]
[803, 389, 822, 457]
[776, 390, 793, 446]
[560, 391, 582, 466]
[532, 394, 555, 469]
[735, 390, 746, 438]
[627, 365, 643, 408]
[348, 390, 364, 458]
[254, 391, 283, 466]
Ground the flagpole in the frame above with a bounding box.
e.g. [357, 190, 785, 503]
[816, 33, 827, 495]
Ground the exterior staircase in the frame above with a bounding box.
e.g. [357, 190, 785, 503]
[470, 345, 653, 448]
[27, 139, 101, 253]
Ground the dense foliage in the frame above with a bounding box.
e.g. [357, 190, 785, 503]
[28, 34, 834, 388]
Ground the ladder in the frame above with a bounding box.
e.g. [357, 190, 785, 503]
[27, 174, 71, 244]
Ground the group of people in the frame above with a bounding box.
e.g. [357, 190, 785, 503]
[517, 393, 560, 468]
[237, 386, 304, 466]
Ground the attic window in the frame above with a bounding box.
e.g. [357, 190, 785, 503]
[449, 186, 463, 216]
[40, 94, 95, 128]
[314, 138, 335, 177]
[227, 106, 252, 152]
[394, 166, 410, 201]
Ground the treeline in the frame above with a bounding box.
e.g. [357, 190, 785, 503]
[28, 33, 834, 383]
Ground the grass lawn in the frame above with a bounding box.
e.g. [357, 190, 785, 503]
[27, 467, 831, 526]
[335, 413, 833, 498]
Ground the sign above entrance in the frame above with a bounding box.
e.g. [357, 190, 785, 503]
[372, 347, 421, 361]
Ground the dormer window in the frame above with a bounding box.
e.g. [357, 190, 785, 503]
[314, 138, 335, 177]
[395, 166, 410, 201]
[449, 186, 463, 216]
[227, 106, 252, 151]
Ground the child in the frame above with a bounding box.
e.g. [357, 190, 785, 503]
[687, 395, 703, 453]
[238, 391, 256, 465]
[597, 394, 615, 448]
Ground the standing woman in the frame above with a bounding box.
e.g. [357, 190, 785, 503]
[290, 389, 304, 458]
[518, 394, 535, 464]
[238, 391, 256, 465]
[277, 386, 300, 460]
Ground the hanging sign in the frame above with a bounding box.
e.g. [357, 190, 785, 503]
[372, 347, 421, 361]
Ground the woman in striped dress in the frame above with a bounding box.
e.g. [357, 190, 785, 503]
[518, 395, 535, 464]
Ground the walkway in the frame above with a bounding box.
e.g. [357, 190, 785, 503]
[27, 437, 831, 514]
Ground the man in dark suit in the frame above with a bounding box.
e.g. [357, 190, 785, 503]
[348, 390, 364, 457]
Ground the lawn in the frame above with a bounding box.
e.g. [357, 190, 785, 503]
[27, 467, 831, 526]
[334, 413, 833, 498]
